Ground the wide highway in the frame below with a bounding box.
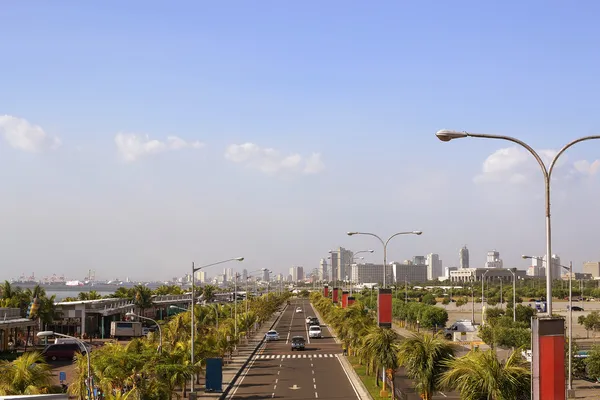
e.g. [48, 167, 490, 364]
[227, 298, 361, 399]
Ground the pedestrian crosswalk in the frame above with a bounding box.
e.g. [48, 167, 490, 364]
[256, 353, 339, 359]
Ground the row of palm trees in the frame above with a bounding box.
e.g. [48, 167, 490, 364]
[0, 292, 288, 398]
[310, 292, 531, 400]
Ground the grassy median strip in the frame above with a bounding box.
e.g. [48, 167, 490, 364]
[347, 355, 390, 399]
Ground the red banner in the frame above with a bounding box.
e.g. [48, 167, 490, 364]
[532, 317, 565, 400]
[323, 285, 329, 298]
[332, 287, 339, 303]
[347, 296, 355, 306]
[342, 291, 349, 308]
[378, 288, 392, 328]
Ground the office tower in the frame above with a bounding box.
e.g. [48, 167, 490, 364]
[331, 247, 354, 282]
[262, 269, 270, 281]
[413, 256, 426, 266]
[242, 269, 248, 281]
[426, 253, 443, 280]
[459, 246, 469, 269]
[584, 262, 600, 278]
[485, 250, 503, 268]
[319, 258, 328, 281]
[224, 267, 234, 282]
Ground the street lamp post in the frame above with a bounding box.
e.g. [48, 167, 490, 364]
[346, 232, 422, 289]
[189, 257, 244, 394]
[506, 268, 517, 322]
[126, 311, 162, 353]
[524, 255, 574, 396]
[481, 269, 491, 306]
[436, 129, 600, 316]
[38, 331, 93, 400]
[347, 231, 421, 397]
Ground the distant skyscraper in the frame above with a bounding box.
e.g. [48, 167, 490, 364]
[319, 258, 328, 281]
[485, 250, 503, 268]
[262, 269, 270, 281]
[330, 247, 353, 282]
[224, 267, 234, 282]
[459, 246, 469, 269]
[195, 270, 206, 283]
[289, 266, 304, 282]
[426, 253, 443, 280]
[413, 256, 426, 266]
[242, 269, 248, 281]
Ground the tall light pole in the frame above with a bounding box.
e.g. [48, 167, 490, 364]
[505, 268, 518, 322]
[347, 230, 421, 397]
[38, 331, 93, 400]
[346, 232, 422, 288]
[481, 269, 491, 308]
[524, 255, 573, 396]
[126, 311, 162, 353]
[189, 257, 244, 394]
[436, 129, 600, 316]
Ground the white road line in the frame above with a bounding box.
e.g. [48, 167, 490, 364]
[286, 331, 291, 344]
[439, 391, 448, 397]
[226, 340, 266, 399]
[313, 378, 316, 383]
[303, 300, 311, 344]
[314, 384, 317, 389]
[315, 392, 319, 398]
[336, 351, 361, 399]
[271, 393, 275, 398]
[273, 385, 277, 390]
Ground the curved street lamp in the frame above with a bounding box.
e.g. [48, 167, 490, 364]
[436, 129, 600, 316]
[347, 231, 422, 288]
[38, 331, 93, 400]
[126, 311, 162, 353]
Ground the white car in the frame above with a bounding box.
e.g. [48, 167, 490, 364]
[305, 316, 314, 324]
[296, 307, 302, 313]
[309, 325, 322, 338]
[265, 330, 280, 341]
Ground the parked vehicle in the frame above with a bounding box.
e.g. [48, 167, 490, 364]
[265, 330, 280, 341]
[291, 336, 305, 351]
[42, 343, 88, 361]
[567, 306, 584, 311]
[444, 319, 476, 339]
[110, 321, 143, 339]
[309, 325, 322, 338]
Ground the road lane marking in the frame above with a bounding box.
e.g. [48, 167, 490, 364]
[313, 378, 315, 383]
[315, 392, 318, 398]
[336, 352, 361, 399]
[226, 340, 266, 399]
[314, 384, 317, 389]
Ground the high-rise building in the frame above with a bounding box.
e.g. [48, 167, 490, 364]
[224, 267, 234, 282]
[392, 262, 427, 284]
[459, 246, 469, 269]
[242, 269, 248, 281]
[583, 262, 600, 278]
[543, 254, 562, 279]
[330, 247, 353, 282]
[262, 269, 270, 282]
[413, 256, 426, 266]
[426, 253, 443, 280]
[319, 258, 329, 281]
[485, 250, 503, 269]
[289, 266, 304, 282]
[526, 257, 544, 277]
[351, 263, 394, 284]
[195, 270, 206, 283]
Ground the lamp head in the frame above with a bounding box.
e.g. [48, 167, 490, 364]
[413, 231, 423, 235]
[522, 255, 532, 260]
[37, 331, 55, 338]
[435, 129, 469, 142]
[235, 257, 244, 261]
[125, 312, 136, 318]
[368, 250, 374, 253]
[347, 232, 358, 236]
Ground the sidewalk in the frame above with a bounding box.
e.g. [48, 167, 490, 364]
[193, 306, 285, 399]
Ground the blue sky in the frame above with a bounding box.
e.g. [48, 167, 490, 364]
[1, 1, 600, 281]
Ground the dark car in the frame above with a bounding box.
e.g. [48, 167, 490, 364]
[568, 306, 584, 311]
[308, 318, 320, 326]
[291, 336, 305, 351]
[42, 343, 87, 361]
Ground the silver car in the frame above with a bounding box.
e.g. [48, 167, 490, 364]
[265, 330, 280, 341]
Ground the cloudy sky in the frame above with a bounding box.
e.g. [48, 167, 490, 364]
[2, 1, 600, 281]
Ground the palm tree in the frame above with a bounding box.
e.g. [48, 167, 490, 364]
[69, 352, 90, 400]
[0, 352, 54, 395]
[397, 333, 456, 400]
[439, 349, 530, 400]
[133, 285, 154, 314]
[362, 325, 401, 395]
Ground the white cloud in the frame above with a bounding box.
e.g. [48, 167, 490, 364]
[473, 146, 593, 184]
[224, 143, 325, 175]
[115, 133, 204, 162]
[0, 115, 61, 152]
[573, 159, 600, 176]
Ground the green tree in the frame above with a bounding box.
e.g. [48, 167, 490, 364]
[422, 293, 437, 305]
[0, 352, 54, 395]
[362, 326, 401, 395]
[440, 349, 531, 400]
[398, 333, 455, 400]
[133, 285, 154, 313]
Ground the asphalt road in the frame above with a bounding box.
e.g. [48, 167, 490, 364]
[227, 298, 360, 399]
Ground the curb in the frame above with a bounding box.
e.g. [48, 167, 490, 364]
[219, 304, 288, 399]
[310, 303, 373, 400]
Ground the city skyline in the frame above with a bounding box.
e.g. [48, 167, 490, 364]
[2, 2, 600, 280]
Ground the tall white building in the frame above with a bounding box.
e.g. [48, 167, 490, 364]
[224, 267, 234, 282]
[544, 254, 562, 279]
[485, 250, 503, 269]
[262, 269, 270, 282]
[319, 258, 329, 281]
[413, 256, 426, 265]
[195, 270, 206, 283]
[289, 266, 304, 282]
[459, 246, 469, 269]
[426, 253, 443, 280]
